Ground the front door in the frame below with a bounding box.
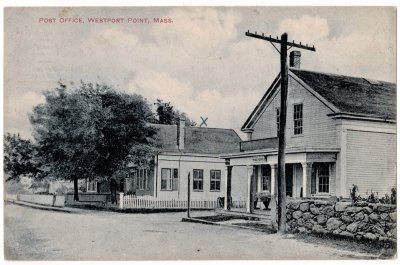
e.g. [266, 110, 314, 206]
[285, 164, 293, 197]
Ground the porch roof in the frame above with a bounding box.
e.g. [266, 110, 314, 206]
[220, 147, 340, 159]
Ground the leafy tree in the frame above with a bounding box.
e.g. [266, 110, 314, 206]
[29, 82, 156, 201]
[155, 99, 196, 126]
[3, 133, 42, 182]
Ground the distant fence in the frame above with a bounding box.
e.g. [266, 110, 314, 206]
[7, 194, 65, 207]
[5, 194, 18, 201]
[120, 193, 246, 210]
[65, 193, 111, 204]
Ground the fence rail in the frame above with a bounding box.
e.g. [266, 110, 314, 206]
[121, 194, 246, 210]
[6, 193, 65, 207]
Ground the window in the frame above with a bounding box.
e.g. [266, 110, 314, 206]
[137, 169, 149, 190]
[193, 169, 203, 191]
[210, 170, 221, 191]
[276, 108, 280, 136]
[317, 164, 329, 193]
[87, 180, 97, 192]
[161, 168, 178, 191]
[293, 104, 303, 135]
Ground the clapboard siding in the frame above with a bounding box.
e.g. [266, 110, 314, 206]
[252, 77, 337, 149]
[346, 130, 396, 196]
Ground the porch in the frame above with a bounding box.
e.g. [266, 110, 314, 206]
[221, 150, 338, 215]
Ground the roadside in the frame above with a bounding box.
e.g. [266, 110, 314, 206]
[4, 199, 395, 259]
[4, 200, 81, 213]
[182, 213, 396, 259]
[4, 203, 383, 260]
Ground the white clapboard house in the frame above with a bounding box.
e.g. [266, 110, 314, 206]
[220, 51, 396, 212]
[74, 121, 248, 205]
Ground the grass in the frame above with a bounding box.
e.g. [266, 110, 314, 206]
[230, 222, 276, 234]
[195, 214, 260, 222]
[293, 233, 397, 259]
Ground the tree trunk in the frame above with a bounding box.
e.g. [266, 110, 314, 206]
[74, 177, 79, 201]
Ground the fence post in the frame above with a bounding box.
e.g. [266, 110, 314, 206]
[187, 172, 191, 218]
[119, 192, 124, 209]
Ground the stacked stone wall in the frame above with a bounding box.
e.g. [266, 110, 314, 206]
[286, 199, 396, 242]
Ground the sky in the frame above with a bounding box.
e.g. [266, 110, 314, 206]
[3, 6, 397, 139]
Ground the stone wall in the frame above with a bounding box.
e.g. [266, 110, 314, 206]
[286, 199, 397, 242]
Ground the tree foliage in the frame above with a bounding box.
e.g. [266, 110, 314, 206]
[4, 133, 42, 182]
[155, 99, 196, 126]
[29, 82, 157, 199]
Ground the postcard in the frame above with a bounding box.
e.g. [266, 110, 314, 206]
[3, 5, 397, 261]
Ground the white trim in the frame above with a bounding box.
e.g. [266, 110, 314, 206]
[329, 113, 395, 123]
[220, 147, 340, 159]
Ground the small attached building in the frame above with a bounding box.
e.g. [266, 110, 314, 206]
[152, 121, 247, 202]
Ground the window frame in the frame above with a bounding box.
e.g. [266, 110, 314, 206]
[316, 164, 330, 194]
[293, 103, 303, 135]
[210, 170, 221, 191]
[193, 169, 204, 192]
[137, 168, 149, 190]
[276, 108, 281, 137]
[87, 179, 97, 193]
[161, 168, 179, 191]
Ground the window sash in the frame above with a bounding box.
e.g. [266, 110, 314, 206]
[210, 170, 221, 191]
[161, 168, 171, 190]
[193, 169, 203, 191]
[293, 104, 303, 135]
[136, 169, 148, 190]
[316, 164, 329, 193]
[161, 168, 178, 191]
[276, 108, 280, 136]
[172, 168, 179, 190]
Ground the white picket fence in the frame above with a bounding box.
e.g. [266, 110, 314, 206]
[120, 193, 247, 210]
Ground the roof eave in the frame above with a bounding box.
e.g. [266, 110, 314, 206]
[328, 112, 396, 123]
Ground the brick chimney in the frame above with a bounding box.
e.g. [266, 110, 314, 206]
[177, 118, 185, 150]
[289, 50, 301, 68]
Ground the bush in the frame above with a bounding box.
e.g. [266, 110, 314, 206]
[350, 184, 396, 205]
[350, 184, 359, 203]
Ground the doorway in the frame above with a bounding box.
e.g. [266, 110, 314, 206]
[285, 164, 293, 197]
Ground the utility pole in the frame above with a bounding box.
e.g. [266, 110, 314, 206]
[245, 30, 315, 233]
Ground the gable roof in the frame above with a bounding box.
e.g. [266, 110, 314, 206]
[290, 69, 396, 121]
[151, 123, 241, 154]
[242, 69, 396, 130]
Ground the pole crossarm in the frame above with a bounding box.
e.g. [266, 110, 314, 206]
[246, 30, 316, 52]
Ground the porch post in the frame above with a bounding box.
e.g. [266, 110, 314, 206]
[270, 164, 277, 196]
[246, 165, 255, 213]
[270, 163, 278, 230]
[224, 165, 232, 211]
[302, 162, 313, 198]
[257, 166, 262, 192]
